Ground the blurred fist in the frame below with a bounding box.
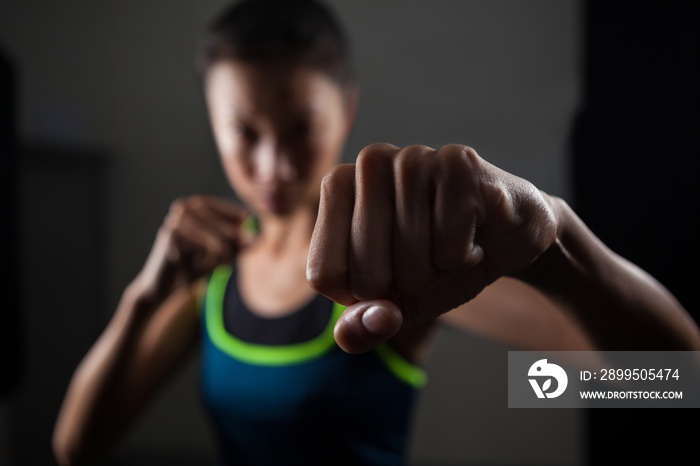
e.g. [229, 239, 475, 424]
[135, 195, 252, 303]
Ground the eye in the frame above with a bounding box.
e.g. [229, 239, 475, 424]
[293, 121, 311, 136]
[235, 124, 258, 143]
[285, 121, 312, 144]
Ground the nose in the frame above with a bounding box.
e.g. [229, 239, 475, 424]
[254, 138, 298, 183]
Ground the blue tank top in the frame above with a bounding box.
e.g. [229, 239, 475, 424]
[199, 265, 427, 466]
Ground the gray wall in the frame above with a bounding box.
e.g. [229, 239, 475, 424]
[0, 1, 584, 465]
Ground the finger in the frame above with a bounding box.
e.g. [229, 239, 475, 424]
[393, 145, 439, 296]
[171, 214, 234, 274]
[432, 145, 485, 271]
[333, 299, 403, 354]
[190, 194, 251, 223]
[349, 143, 398, 300]
[167, 198, 238, 266]
[307, 164, 356, 305]
[183, 195, 256, 252]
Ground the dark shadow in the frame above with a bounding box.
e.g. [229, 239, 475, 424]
[571, 1, 700, 463]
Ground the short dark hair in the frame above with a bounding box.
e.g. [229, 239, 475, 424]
[195, 0, 355, 87]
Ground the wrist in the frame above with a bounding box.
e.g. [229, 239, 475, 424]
[115, 280, 161, 322]
[508, 194, 582, 295]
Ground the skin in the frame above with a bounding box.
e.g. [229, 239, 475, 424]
[310, 144, 700, 354]
[51, 58, 700, 466]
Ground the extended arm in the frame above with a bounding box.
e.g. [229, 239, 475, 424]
[307, 143, 700, 353]
[439, 195, 700, 351]
[510, 194, 699, 350]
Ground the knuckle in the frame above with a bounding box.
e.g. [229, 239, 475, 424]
[207, 239, 224, 257]
[356, 143, 397, 171]
[169, 196, 197, 221]
[357, 142, 398, 160]
[394, 146, 418, 171]
[165, 206, 185, 230]
[169, 197, 186, 214]
[187, 194, 207, 210]
[440, 143, 475, 159]
[320, 164, 347, 191]
[437, 144, 477, 169]
[355, 150, 376, 173]
[356, 150, 393, 188]
[435, 145, 482, 190]
[305, 262, 343, 295]
[319, 165, 355, 208]
[394, 145, 434, 188]
[399, 144, 434, 159]
[159, 220, 176, 238]
[305, 265, 328, 292]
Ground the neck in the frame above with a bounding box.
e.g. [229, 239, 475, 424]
[256, 207, 317, 258]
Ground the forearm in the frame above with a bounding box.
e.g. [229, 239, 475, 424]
[513, 195, 700, 351]
[52, 285, 159, 466]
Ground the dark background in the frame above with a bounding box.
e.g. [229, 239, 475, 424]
[1, 47, 21, 398]
[572, 1, 699, 462]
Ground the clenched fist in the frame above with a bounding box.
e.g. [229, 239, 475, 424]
[307, 143, 557, 353]
[134, 195, 252, 305]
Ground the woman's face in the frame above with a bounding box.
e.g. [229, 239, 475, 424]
[205, 59, 354, 217]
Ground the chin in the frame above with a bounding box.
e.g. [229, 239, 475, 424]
[257, 199, 297, 217]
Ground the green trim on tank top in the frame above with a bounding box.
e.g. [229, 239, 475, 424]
[206, 265, 342, 366]
[206, 264, 427, 387]
[240, 215, 260, 237]
[375, 342, 427, 388]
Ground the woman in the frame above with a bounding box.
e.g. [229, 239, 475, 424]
[52, 1, 700, 465]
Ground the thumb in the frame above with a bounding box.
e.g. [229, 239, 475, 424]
[334, 300, 403, 354]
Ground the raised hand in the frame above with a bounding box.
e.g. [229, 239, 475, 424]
[133, 194, 252, 304]
[307, 143, 557, 353]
